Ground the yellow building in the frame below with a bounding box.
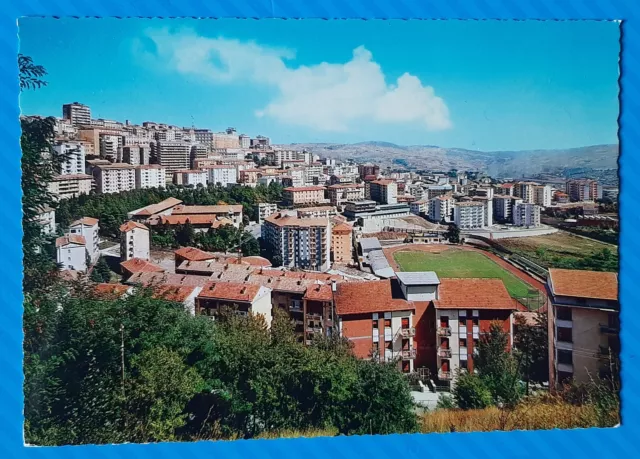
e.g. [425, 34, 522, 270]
[331, 222, 353, 263]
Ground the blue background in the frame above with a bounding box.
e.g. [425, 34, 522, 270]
[1, 1, 635, 457]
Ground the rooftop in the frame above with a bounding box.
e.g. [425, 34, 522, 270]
[94, 283, 130, 299]
[263, 213, 329, 228]
[332, 222, 353, 234]
[153, 285, 198, 303]
[334, 279, 414, 315]
[395, 271, 440, 286]
[120, 258, 165, 274]
[129, 197, 183, 216]
[120, 221, 148, 232]
[434, 278, 516, 310]
[283, 186, 326, 192]
[172, 204, 243, 214]
[359, 237, 382, 251]
[303, 283, 333, 302]
[371, 179, 395, 186]
[126, 272, 211, 287]
[71, 217, 99, 227]
[198, 281, 262, 302]
[548, 269, 618, 301]
[56, 234, 86, 247]
[175, 247, 217, 261]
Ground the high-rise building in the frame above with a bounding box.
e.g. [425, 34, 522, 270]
[429, 195, 454, 223]
[514, 182, 538, 204]
[47, 174, 93, 200]
[121, 145, 150, 165]
[207, 165, 238, 187]
[534, 185, 552, 207]
[331, 222, 353, 263]
[173, 170, 208, 187]
[99, 134, 121, 160]
[262, 213, 331, 271]
[493, 195, 523, 223]
[69, 217, 100, 262]
[369, 180, 398, 205]
[565, 179, 603, 202]
[135, 165, 167, 189]
[239, 134, 251, 148]
[453, 202, 485, 229]
[94, 164, 136, 194]
[62, 102, 91, 126]
[154, 141, 192, 176]
[327, 184, 365, 209]
[513, 202, 541, 227]
[53, 141, 86, 175]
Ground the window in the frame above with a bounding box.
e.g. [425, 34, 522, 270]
[372, 328, 379, 343]
[557, 350, 572, 365]
[460, 338, 467, 348]
[401, 318, 409, 329]
[460, 359, 468, 370]
[384, 318, 391, 328]
[372, 320, 378, 329]
[459, 318, 466, 327]
[557, 327, 572, 343]
[472, 317, 479, 326]
[557, 307, 572, 321]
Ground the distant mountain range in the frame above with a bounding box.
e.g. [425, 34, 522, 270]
[278, 142, 619, 179]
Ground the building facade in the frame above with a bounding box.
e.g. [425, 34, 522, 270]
[69, 217, 100, 262]
[327, 184, 365, 209]
[513, 202, 541, 227]
[62, 102, 91, 126]
[120, 221, 150, 261]
[369, 180, 398, 205]
[135, 165, 167, 189]
[331, 222, 353, 263]
[565, 179, 603, 202]
[56, 234, 88, 272]
[547, 269, 619, 390]
[54, 141, 86, 175]
[283, 186, 327, 207]
[94, 164, 136, 194]
[47, 174, 93, 200]
[262, 213, 332, 271]
[207, 165, 238, 186]
[454, 202, 485, 229]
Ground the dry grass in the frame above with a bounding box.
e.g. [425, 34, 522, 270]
[254, 427, 338, 440]
[421, 398, 609, 433]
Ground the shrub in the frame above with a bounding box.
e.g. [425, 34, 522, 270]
[453, 372, 493, 410]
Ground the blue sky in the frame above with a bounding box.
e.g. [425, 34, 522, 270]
[19, 19, 619, 151]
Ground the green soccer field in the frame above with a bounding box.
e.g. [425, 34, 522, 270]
[393, 249, 538, 299]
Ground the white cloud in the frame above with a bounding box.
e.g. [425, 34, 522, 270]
[139, 28, 452, 132]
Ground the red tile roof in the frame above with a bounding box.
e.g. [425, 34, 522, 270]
[120, 221, 148, 232]
[240, 256, 272, 267]
[371, 179, 395, 185]
[175, 247, 217, 261]
[328, 183, 364, 189]
[94, 283, 130, 299]
[130, 198, 183, 216]
[263, 213, 329, 228]
[56, 234, 86, 247]
[334, 280, 414, 315]
[127, 272, 211, 287]
[498, 183, 515, 188]
[198, 281, 262, 302]
[304, 283, 333, 301]
[158, 215, 222, 226]
[283, 186, 326, 192]
[120, 258, 165, 275]
[433, 278, 516, 310]
[172, 204, 243, 214]
[332, 222, 353, 234]
[71, 217, 99, 227]
[548, 269, 618, 301]
[153, 285, 198, 303]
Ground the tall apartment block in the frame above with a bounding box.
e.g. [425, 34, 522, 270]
[62, 102, 91, 126]
[94, 163, 136, 194]
[120, 221, 150, 261]
[53, 141, 86, 175]
[153, 141, 192, 177]
[547, 269, 619, 390]
[121, 145, 150, 165]
[135, 165, 167, 189]
[262, 213, 331, 271]
[369, 180, 398, 205]
[513, 202, 541, 227]
[454, 201, 485, 229]
[565, 179, 603, 202]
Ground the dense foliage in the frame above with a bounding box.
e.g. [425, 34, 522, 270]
[56, 182, 283, 238]
[514, 312, 549, 392]
[24, 293, 418, 445]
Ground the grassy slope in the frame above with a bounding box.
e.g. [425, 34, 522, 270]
[394, 249, 537, 298]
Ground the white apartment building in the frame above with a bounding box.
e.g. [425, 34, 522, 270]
[410, 199, 429, 216]
[515, 182, 538, 204]
[429, 195, 454, 222]
[56, 234, 88, 272]
[54, 141, 86, 175]
[211, 131, 241, 149]
[54, 118, 78, 139]
[262, 213, 332, 271]
[258, 202, 278, 224]
[120, 221, 150, 261]
[62, 102, 91, 126]
[267, 149, 310, 167]
[513, 202, 541, 227]
[534, 185, 552, 207]
[48, 174, 93, 200]
[454, 202, 485, 229]
[94, 164, 136, 194]
[69, 217, 100, 262]
[154, 141, 193, 176]
[136, 165, 167, 189]
[174, 170, 208, 187]
[369, 180, 398, 205]
[120, 145, 150, 165]
[207, 165, 238, 186]
[296, 206, 337, 219]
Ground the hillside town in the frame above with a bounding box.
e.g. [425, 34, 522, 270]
[34, 102, 620, 406]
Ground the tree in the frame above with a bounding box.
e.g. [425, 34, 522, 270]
[453, 371, 493, 410]
[19, 54, 48, 90]
[176, 221, 196, 246]
[90, 256, 112, 283]
[475, 322, 523, 408]
[444, 223, 460, 244]
[514, 312, 548, 394]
